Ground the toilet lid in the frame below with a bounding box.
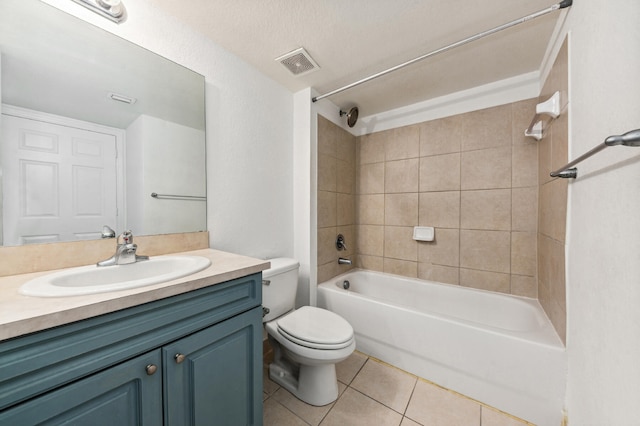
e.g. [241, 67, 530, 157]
[277, 306, 354, 349]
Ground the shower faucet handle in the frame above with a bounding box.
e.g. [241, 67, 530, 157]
[336, 234, 347, 251]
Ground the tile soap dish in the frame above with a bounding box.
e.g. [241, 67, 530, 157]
[413, 226, 434, 242]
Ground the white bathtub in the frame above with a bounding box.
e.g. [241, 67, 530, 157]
[317, 270, 566, 426]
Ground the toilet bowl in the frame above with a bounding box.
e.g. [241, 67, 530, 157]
[262, 258, 355, 406]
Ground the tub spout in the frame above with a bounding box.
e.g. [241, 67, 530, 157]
[338, 257, 352, 265]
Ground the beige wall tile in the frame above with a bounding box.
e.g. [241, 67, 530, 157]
[460, 189, 511, 231]
[337, 193, 355, 226]
[419, 115, 462, 156]
[357, 194, 385, 225]
[460, 268, 511, 293]
[461, 104, 512, 151]
[336, 129, 356, 165]
[317, 226, 338, 265]
[318, 261, 339, 284]
[384, 226, 417, 261]
[511, 275, 537, 298]
[358, 131, 386, 165]
[317, 115, 337, 157]
[537, 233, 551, 291]
[318, 153, 337, 192]
[358, 163, 385, 194]
[511, 231, 536, 276]
[386, 125, 420, 161]
[385, 159, 419, 193]
[336, 158, 355, 194]
[418, 263, 459, 285]
[511, 98, 539, 147]
[419, 191, 460, 229]
[551, 111, 569, 172]
[461, 146, 512, 190]
[317, 190, 337, 228]
[417, 228, 459, 267]
[548, 237, 567, 309]
[539, 179, 568, 242]
[385, 193, 419, 226]
[512, 187, 538, 232]
[512, 141, 538, 188]
[357, 225, 384, 257]
[383, 258, 418, 278]
[357, 254, 384, 272]
[538, 135, 552, 185]
[460, 230, 510, 273]
[419, 153, 461, 192]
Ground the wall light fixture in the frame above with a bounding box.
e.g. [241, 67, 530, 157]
[71, 0, 127, 23]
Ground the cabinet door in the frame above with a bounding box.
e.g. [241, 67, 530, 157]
[164, 307, 263, 426]
[0, 350, 162, 425]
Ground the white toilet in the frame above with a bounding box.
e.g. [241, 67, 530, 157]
[262, 258, 355, 406]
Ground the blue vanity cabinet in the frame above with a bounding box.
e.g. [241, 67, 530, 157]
[164, 307, 263, 425]
[0, 350, 164, 425]
[0, 273, 263, 425]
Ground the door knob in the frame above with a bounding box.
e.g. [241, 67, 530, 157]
[145, 364, 157, 375]
[174, 353, 186, 364]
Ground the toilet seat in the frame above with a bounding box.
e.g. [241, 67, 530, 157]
[276, 306, 354, 350]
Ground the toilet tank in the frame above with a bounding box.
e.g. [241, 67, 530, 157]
[262, 258, 300, 323]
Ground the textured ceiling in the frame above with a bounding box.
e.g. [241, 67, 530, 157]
[149, 0, 562, 116]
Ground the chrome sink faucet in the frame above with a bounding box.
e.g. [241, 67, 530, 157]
[97, 230, 149, 267]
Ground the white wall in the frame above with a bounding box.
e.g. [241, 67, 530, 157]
[43, 0, 295, 260]
[126, 115, 206, 235]
[548, 1, 640, 423]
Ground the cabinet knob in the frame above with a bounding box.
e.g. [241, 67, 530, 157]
[174, 353, 186, 364]
[145, 364, 157, 375]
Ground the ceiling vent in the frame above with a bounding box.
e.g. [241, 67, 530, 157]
[275, 48, 319, 77]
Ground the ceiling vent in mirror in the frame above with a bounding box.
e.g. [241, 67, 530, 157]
[108, 92, 137, 104]
[71, 0, 127, 23]
[275, 48, 320, 77]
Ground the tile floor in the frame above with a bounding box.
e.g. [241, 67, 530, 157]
[263, 351, 532, 426]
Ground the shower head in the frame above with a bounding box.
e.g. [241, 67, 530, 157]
[605, 129, 640, 147]
[339, 107, 359, 128]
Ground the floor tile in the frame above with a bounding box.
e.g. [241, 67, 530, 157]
[263, 397, 308, 426]
[335, 351, 367, 385]
[405, 380, 480, 426]
[273, 387, 335, 426]
[481, 406, 530, 426]
[350, 359, 417, 413]
[263, 366, 281, 396]
[320, 387, 403, 426]
[401, 417, 422, 426]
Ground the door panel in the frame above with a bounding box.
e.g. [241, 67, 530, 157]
[164, 308, 263, 426]
[0, 350, 163, 425]
[1, 114, 118, 245]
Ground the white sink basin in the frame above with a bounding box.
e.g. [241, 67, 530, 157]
[20, 255, 212, 297]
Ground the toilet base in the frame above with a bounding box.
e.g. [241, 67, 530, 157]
[269, 358, 339, 406]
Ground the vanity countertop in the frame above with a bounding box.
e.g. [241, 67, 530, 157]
[0, 249, 269, 342]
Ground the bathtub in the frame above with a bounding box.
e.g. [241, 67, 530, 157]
[317, 270, 566, 426]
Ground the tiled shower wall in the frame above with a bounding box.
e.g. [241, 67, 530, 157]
[316, 40, 567, 341]
[355, 100, 539, 296]
[538, 39, 569, 343]
[317, 116, 357, 283]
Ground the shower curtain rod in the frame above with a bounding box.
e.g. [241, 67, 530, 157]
[311, 0, 573, 103]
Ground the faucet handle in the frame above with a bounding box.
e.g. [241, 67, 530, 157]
[336, 234, 347, 251]
[101, 225, 116, 239]
[118, 230, 133, 244]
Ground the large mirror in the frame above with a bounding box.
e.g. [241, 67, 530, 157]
[0, 0, 206, 246]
